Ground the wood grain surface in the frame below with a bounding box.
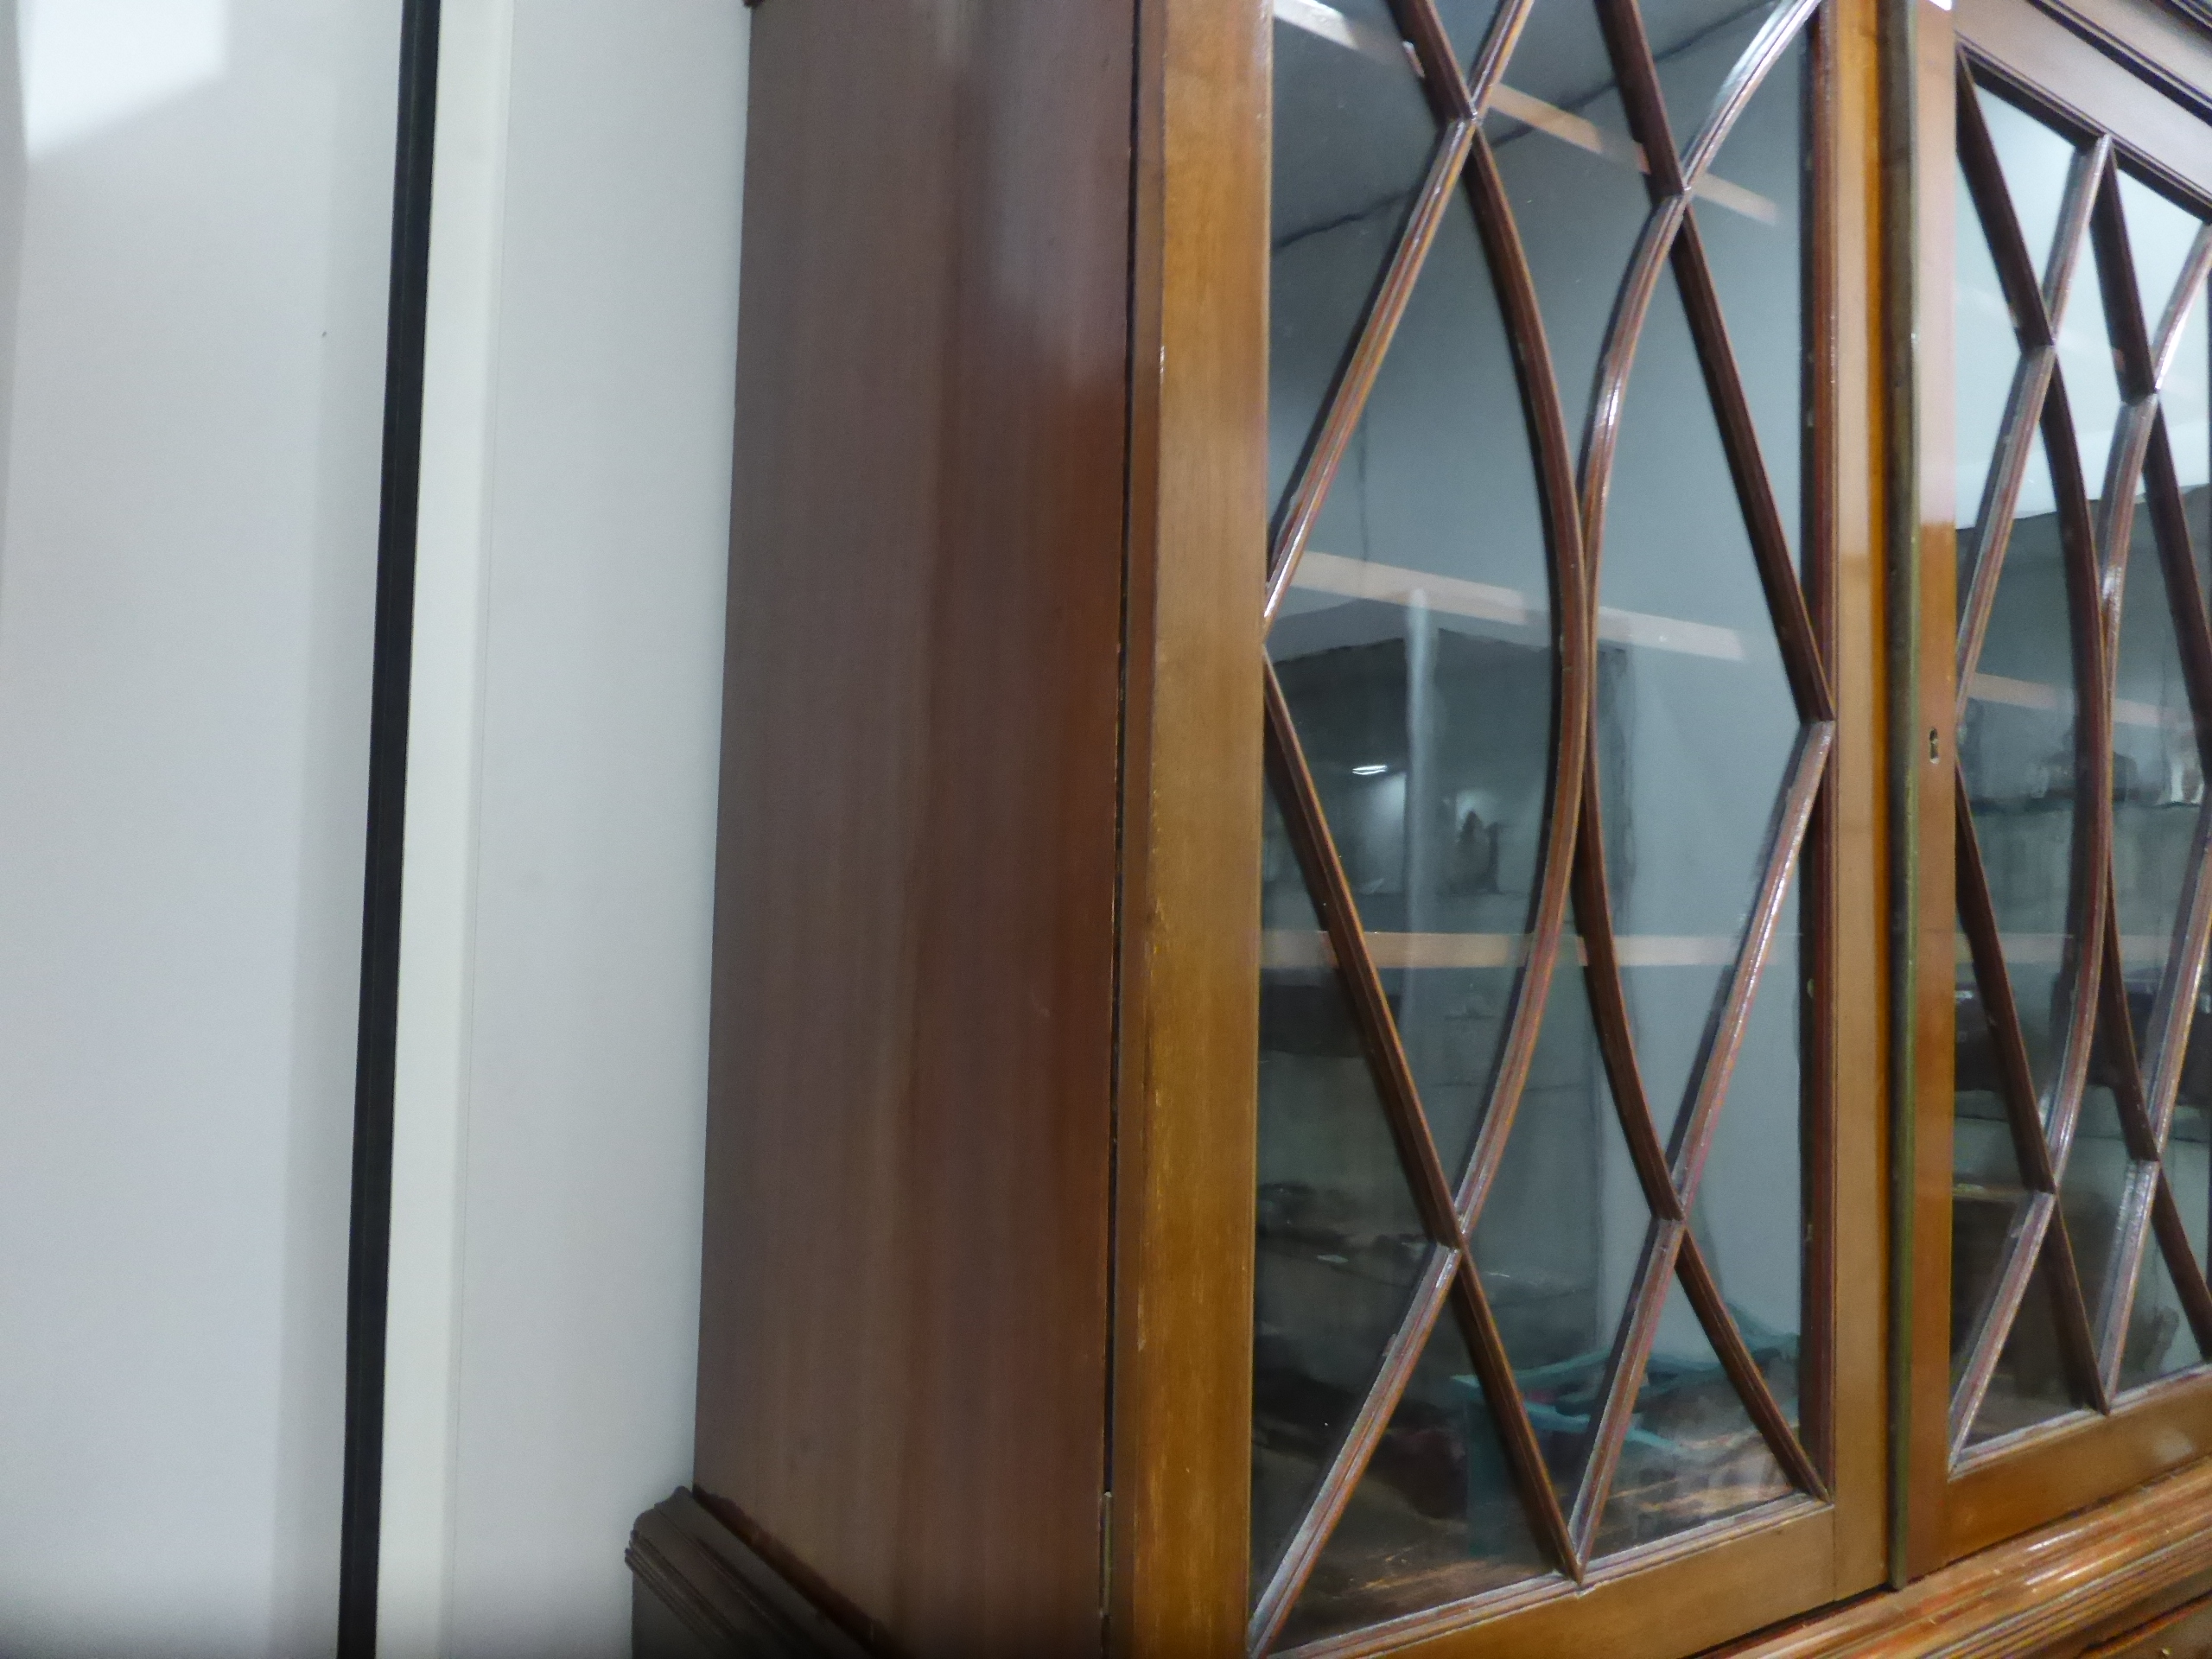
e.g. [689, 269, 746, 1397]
[1723, 1455, 2212, 1656]
[1108, 0, 1271, 1653]
[690, 3, 1137, 1653]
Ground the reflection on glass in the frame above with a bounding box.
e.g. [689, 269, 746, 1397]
[1693, 886, 1805, 1426]
[1600, 273, 1802, 1129]
[2056, 220, 2123, 513]
[2059, 1080, 2130, 1331]
[1959, 430, 2082, 1114]
[1594, 1274, 1793, 1556]
[1492, 0, 1650, 447]
[1270, 0, 1440, 515]
[1273, 185, 1555, 1176]
[1472, 950, 1649, 1506]
[1259, 0, 1818, 1626]
[1697, 34, 1808, 566]
[1957, 164, 2024, 558]
[2118, 172, 2204, 353]
[1432, 0, 1508, 71]
[1254, 791, 1433, 1585]
[2112, 507, 2201, 1066]
[2174, 1090, 2212, 1284]
[2160, 308, 2212, 601]
[1280, 1311, 1548, 1648]
[2129, 159, 2212, 596]
[1967, 1236, 2084, 1446]
[2153, 252, 2212, 601]
[1647, 0, 1794, 161]
[1975, 84, 2079, 287]
[1952, 1086, 2028, 1389]
[1948, 83, 2212, 1441]
[2119, 1230, 2203, 1390]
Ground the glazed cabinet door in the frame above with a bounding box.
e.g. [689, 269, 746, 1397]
[1227, 0, 1887, 1649]
[1901, 0, 2212, 1570]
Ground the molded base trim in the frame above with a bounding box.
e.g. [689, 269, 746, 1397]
[1725, 1456, 2212, 1656]
[627, 1490, 871, 1659]
[636, 1457, 2212, 1658]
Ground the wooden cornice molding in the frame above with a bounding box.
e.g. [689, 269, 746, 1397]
[2027, 0, 2212, 123]
[1719, 1459, 2212, 1657]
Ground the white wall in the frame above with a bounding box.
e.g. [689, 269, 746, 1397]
[0, 0, 403, 1652]
[0, 3, 742, 1652]
[378, 4, 745, 1656]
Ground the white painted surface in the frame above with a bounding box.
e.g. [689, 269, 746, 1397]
[379, 5, 744, 1656]
[0, 0, 404, 1652]
[377, 0, 514, 1650]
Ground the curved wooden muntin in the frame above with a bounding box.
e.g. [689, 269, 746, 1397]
[1940, 36, 2212, 1471]
[1249, 0, 1846, 1644]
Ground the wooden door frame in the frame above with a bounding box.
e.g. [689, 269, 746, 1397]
[1897, 0, 2212, 1578]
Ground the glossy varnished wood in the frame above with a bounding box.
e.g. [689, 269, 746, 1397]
[1287, 1504, 1838, 1659]
[1827, 0, 1891, 1595]
[1725, 1453, 2212, 1656]
[2028, 0, 2212, 130]
[2081, 1591, 2212, 1657]
[1946, 1371, 2212, 1561]
[1895, 0, 1963, 1580]
[1110, 0, 1269, 1652]
[690, 4, 1137, 1653]
[1960, 0, 2212, 201]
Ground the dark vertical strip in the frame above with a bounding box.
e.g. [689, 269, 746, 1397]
[339, 0, 443, 1652]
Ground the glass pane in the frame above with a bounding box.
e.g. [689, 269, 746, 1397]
[2119, 1225, 2204, 1390]
[2113, 505, 2200, 1058]
[1257, 0, 1821, 1626]
[1491, 0, 1652, 448]
[1593, 1272, 1795, 1557]
[2119, 172, 2203, 346]
[2160, 283, 2212, 601]
[1958, 164, 2027, 556]
[2059, 1078, 2130, 1331]
[1953, 1110, 2030, 1390]
[1959, 427, 2082, 1116]
[1274, 186, 1555, 1177]
[1953, 904, 2035, 1398]
[2174, 1075, 2211, 1283]
[1648, 0, 1795, 163]
[2061, 199, 2124, 518]
[1471, 949, 1649, 1508]
[1254, 791, 1434, 1582]
[1975, 83, 2080, 291]
[1966, 1231, 2087, 1447]
[2166, 283, 2212, 493]
[1599, 272, 1802, 1129]
[1691, 882, 1805, 1427]
[1280, 1310, 1548, 1647]
[1271, 0, 1442, 515]
[2143, 169, 2212, 596]
[1694, 34, 1808, 568]
[1433, 0, 1508, 73]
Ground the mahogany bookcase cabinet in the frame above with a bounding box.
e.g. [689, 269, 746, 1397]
[629, 0, 2212, 1654]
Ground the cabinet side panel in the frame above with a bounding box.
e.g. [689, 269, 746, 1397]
[692, 3, 1134, 1655]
